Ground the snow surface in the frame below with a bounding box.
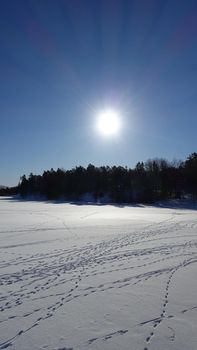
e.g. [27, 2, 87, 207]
[0, 197, 197, 350]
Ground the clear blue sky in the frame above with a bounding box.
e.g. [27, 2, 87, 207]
[1, 0, 197, 186]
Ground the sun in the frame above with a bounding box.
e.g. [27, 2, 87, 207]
[96, 109, 121, 137]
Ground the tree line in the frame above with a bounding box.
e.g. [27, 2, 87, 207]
[1, 152, 197, 203]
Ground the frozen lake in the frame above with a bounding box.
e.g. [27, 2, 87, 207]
[0, 197, 197, 350]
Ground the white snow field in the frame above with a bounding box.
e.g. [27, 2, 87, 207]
[0, 198, 197, 350]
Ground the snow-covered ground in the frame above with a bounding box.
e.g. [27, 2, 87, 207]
[0, 197, 197, 350]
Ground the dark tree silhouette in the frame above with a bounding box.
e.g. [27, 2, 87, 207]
[1, 152, 196, 203]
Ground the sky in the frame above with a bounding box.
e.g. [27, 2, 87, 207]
[0, 0, 197, 186]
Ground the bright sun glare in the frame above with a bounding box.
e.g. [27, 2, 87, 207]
[97, 110, 121, 137]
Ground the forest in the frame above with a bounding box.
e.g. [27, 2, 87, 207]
[1, 152, 197, 203]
